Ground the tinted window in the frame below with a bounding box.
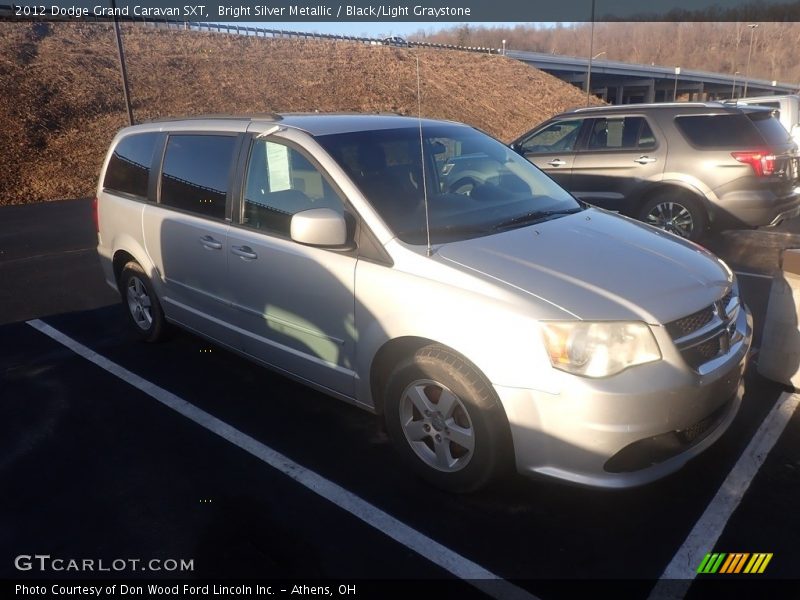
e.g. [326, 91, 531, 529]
[241, 140, 344, 236]
[319, 125, 580, 244]
[104, 132, 159, 198]
[748, 111, 791, 145]
[519, 119, 583, 153]
[674, 114, 764, 148]
[160, 135, 237, 219]
[587, 117, 655, 150]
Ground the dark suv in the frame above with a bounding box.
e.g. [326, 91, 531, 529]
[511, 102, 800, 240]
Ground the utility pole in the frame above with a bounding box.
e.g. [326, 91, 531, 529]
[586, 0, 595, 105]
[743, 23, 759, 99]
[111, 0, 134, 126]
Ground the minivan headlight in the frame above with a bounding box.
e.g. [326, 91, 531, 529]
[540, 321, 661, 378]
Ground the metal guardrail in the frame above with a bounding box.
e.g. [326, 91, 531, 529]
[132, 19, 502, 54]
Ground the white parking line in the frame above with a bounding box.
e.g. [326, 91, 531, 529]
[26, 319, 538, 600]
[648, 391, 800, 600]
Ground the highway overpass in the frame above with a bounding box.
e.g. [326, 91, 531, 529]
[506, 49, 799, 103]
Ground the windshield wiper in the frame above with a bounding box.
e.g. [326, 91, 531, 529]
[491, 207, 583, 231]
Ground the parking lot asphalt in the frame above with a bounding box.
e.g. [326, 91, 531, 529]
[2, 199, 799, 598]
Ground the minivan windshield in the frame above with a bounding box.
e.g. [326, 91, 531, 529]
[317, 124, 581, 244]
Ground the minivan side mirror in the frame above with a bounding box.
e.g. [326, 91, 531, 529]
[290, 208, 347, 247]
[509, 142, 523, 155]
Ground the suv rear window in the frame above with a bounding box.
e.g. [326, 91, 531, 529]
[103, 132, 159, 199]
[748, 111, 791, 145]
[674, 114, 764, 148]
[160, 134, 237, 220]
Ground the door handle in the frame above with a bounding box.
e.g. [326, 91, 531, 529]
[634, 156, 657, 165]
[199, 236, 222, 250]
[231, 245, 258, 260]
[547, 158, 567, 167]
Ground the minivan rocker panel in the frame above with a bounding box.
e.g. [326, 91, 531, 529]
[96, 114, 752, 493]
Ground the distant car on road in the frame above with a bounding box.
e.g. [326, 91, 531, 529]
[511, 102, 800, 240]
[382, 36, 410, 47]
[96, 113, 751, 492]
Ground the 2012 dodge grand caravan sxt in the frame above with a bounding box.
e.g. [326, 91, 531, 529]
[96, 114, 752, 492]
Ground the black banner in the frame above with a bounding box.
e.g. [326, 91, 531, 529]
[5, 578, 800, 599]
[3, 0, 800, 22]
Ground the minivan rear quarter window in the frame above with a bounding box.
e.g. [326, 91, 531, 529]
[674, 114, 764, 148]
[104, 132, 159, 199]
[160, 134, 237, 220]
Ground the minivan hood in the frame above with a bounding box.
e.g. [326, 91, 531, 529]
[436, 209, 732, 324]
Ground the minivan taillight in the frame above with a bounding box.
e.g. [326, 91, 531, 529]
[92, 197, 99, 233]
[731, 150, 776, 177]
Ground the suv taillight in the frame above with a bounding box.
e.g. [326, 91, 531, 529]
[92, 197, 99, 233]
[731, 150, 776, 177]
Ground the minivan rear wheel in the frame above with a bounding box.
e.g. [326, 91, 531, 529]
[640, 192, 707, 241]
[120, 261, 166, 343]
[383, 345, 508, 493]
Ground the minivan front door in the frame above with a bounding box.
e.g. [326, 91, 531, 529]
[227, 137, 357, 397]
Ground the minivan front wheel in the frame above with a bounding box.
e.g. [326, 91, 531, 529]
[640, 193, 707, 241]
[120, 261, 166, 343]
[384, 345, 508, 493]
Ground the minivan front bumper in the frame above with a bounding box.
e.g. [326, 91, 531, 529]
[497, 304, 752, 488]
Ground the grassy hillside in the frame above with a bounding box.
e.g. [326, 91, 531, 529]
[0, 22, 600, 205]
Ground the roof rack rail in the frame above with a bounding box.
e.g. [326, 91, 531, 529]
[145, 113, 283, 123]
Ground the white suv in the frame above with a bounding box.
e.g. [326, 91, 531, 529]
[96, 114, 752, 492]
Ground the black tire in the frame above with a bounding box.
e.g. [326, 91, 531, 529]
[383, 345, 509, 493]
[119, 261, 166, 343]
[639, 192, 708, 241]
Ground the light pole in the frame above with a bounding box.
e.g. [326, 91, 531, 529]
[732, 71, 740, 98]
[586, 0, 596, 104]
[501, 39, 506, 56]
[674, 66, 681, 101]
[111, 0, 133, 126]
[743, 23, 758, 98]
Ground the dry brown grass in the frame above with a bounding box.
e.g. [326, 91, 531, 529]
[0, 22, 601, 205]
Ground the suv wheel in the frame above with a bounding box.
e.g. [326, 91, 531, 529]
[383, 345, 508, 493]
[120, 261, 166, 342]
[640, 192, 707, 241]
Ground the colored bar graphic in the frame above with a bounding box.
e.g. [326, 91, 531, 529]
[710, 553, 726, 573]
[719, 553, 750, 573]
[719, 554, 736, 573]
[697, 553, 728, 574]
[701, 552, 773, 574]
[733, 553, 750, 573]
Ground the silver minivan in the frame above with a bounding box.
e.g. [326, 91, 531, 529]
[95, 114, 752, 492]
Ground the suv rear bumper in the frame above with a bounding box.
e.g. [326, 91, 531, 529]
[715, 188, 800, 227]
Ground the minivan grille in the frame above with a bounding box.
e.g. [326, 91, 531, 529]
[681, 335, 725, 370]
[666, 288, 739, 372]
[665, 306, 714, 339]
